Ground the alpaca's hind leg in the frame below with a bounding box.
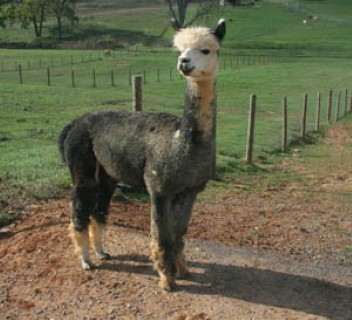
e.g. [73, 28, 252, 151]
[149, 194, 177, 291]
[70, 181, 98, 269]
[172, 190, 198, 278]
[90, 169, 116, 260]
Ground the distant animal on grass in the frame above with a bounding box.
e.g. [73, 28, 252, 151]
[103, 48, 111, 57]
[59, 19, 226, 291]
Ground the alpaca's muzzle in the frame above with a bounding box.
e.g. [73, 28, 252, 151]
[178, 64, 195, 76]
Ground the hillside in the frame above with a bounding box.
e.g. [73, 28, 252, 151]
[0, 0, 351, 52]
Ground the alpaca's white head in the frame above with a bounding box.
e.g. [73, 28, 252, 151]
[173, 19, 226, 81]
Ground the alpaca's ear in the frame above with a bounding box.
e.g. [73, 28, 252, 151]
[170, 18, 181, 31]
[213, 18, 226, 42]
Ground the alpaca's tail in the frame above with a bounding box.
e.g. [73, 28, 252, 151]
[58, 121, 75, 163]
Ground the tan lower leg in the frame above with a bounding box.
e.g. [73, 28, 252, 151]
[89, 218, 109, 260]
[70, 223, 92, 269]
[150, 238, 175, 291]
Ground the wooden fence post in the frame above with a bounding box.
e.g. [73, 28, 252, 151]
[344, 89, 348, 117]
[71, 70, 75, 88]
[327, 89, 332, 124]
[132, 75, 143, 112]
[246, 94, 256, 164]
[93, 69, 96, 88]
[315, 92, 321, 131]
[301, 93, 308, 139]
[111, 70, 115, 87]
[47, 68, 51, 86]
[19, 64, 23, 84]
[282, 96, 288, 152]
[335, 91, 341, 122]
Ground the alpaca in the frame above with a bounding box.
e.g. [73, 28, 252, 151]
[59, 19, 226, 291]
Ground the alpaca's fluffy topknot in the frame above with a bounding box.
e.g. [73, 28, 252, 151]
[173, 26, 220, 52]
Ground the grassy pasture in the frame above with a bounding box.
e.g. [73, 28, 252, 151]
[0, 0, 352, 204]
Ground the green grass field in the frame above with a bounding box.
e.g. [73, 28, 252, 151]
[0, 0, 352, 206]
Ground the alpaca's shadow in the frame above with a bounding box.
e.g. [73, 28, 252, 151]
[99, 254, 352, 320]
[185, 261, 352, 320]
[97, 254, 154, 276]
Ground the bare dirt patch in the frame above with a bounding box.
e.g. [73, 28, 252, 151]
[1, 124, 352, 319]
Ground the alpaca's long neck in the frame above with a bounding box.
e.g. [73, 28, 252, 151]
[182, 78, 217, 142]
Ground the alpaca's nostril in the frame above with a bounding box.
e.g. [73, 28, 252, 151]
[180, 57, 190, 64]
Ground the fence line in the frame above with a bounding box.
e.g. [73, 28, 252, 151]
[0, 50, 292, 74]
[245, 88, 352, 164]
[1, 53, 294, 89]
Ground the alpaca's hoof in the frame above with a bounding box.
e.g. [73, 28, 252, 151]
[82, 260, 94, 270]
[97, 252, 111, 260]
[159, 280, 176, 292]
[159, 274, 176, 292]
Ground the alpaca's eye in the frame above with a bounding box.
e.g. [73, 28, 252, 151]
[201, 49, 210, 55]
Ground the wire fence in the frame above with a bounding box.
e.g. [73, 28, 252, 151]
[0, 52, 290, 88]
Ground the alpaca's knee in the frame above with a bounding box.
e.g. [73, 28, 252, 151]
[70, 201, 90, 233]
[91, 210, 108, 225]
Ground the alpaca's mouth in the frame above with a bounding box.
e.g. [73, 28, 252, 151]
[179, 66, 195, 76]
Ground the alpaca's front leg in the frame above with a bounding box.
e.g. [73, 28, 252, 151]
[172, 190, 197, 278]
[149, 194, 177, 291]
[150, 238, 176, 291]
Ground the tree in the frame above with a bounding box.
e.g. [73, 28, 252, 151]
[0, 0, 16, 28]
[49, 0, 77, 39]
[165, 0, 218, 29]
[17, 0, 47, 37]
